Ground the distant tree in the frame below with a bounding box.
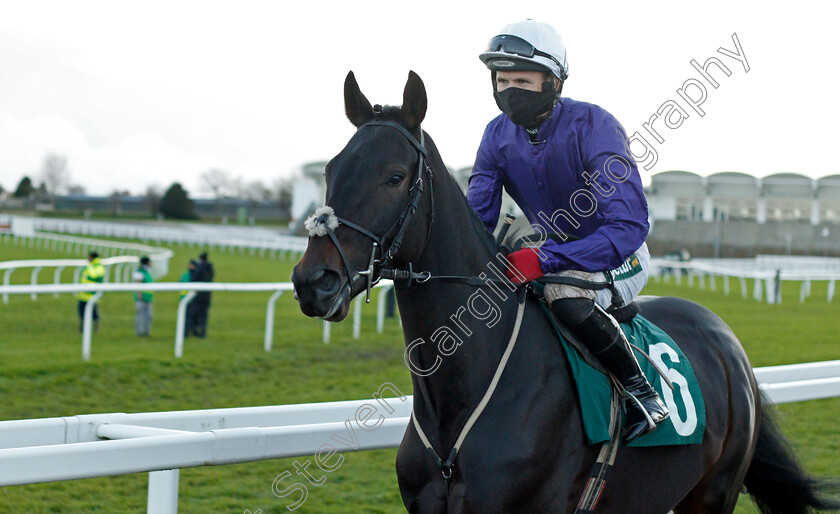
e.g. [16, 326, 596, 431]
[159, 183, 195, 219]
[35, 182, 48, 200]
[272, 177, 293, 220]
[67, 184, 87, 195]
[229, 175, 246, 199]
[144, 185, 162, 216]
[108, 190, 130, 216]
[40, 153, 70, 197]
[13, 176, 35, 198]
[199, 168, 231, 199]
[200, 168, 232, 218]
[278, 187, 292, 218]
[244, 180, 272, 202]
[0, 183, 5, 198]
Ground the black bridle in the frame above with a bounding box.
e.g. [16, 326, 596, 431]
[312, 120, 435, 302]
[310, 119, 528, 307]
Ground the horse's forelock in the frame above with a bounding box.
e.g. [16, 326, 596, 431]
[372, 104, 403, 121]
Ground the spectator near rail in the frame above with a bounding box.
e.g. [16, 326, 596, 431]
[133, 256, 154, 337]
[77, 251, 104, 333]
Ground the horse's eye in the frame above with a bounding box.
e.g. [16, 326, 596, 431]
[388, 174, 405, 185]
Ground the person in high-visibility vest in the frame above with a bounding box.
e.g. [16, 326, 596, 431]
[132, 256, 154, 337]
[77, 251, 105, 332]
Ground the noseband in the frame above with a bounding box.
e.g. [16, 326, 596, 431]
[306, 120, 435, 302]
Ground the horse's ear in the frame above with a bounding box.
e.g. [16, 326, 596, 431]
[344, 71, 375, 127]
[401, 70, 427, 130]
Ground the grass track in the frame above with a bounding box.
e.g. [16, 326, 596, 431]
[1, 237, 838, 512]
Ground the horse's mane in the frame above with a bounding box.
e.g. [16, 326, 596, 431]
[422, 131, 501, 256]
[445, 170, 501, 252]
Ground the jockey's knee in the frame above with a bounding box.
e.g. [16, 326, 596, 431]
[550, 297, 595, 328]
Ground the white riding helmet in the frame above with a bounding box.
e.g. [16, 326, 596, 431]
[479, 20, 570, 81]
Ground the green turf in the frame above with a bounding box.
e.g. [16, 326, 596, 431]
[1, 236, 837, 513]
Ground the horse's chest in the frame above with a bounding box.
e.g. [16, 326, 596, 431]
[397, 395, 588, 512]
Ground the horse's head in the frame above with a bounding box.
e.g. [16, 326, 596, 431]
[292, 71, 432, 321]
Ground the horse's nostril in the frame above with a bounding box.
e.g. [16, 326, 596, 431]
[313, 268, 340, 294]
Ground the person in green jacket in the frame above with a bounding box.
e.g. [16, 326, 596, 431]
[179, 259, 197, 298]
[77, 251, 105, 332]
[180, 259, 198, 337]
[133, 256, 154, 337]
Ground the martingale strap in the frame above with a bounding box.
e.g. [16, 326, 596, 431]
[411, 287, 527, 489]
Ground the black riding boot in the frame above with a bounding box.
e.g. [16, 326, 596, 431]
[551, 298, 669, 444]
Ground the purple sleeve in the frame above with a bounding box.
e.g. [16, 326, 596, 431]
[538, 110, 650, 272]
[467, 127, 503, 234]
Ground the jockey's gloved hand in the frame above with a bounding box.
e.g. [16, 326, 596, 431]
[505, 248, 544, 283]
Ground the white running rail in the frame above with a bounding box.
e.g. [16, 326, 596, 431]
[0, 281, 396, 360]
[0, 362, 837, 512]
[650, 256, 839, 304]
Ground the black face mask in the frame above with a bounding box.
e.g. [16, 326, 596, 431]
[493, 81, 557, 129]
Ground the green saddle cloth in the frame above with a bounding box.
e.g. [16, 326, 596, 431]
[543, 305, 706, 447]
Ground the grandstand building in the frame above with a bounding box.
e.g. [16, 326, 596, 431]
[646, 171, 840, 257]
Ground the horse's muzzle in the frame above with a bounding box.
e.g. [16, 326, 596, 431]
[291, 264, 351, 321]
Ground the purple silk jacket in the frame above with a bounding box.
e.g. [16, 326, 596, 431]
[467, 97, 650, 273]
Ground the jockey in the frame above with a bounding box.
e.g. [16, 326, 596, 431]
[468, 20, 669, 444]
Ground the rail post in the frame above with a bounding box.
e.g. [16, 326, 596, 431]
[82, 292, 104, 361]
[175, 292, 197, 358]
[264, 290, 283, 352]
[147, 470, 179, 514]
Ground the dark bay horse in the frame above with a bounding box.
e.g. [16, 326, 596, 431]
[291, 71, 838, 513]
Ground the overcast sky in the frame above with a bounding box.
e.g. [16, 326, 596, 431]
[0, 0, 836, 197]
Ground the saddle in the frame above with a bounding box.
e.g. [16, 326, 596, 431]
[526, 279, 706, 448]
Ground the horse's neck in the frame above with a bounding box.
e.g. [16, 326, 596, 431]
[394, 164, 518, 443]
[413, 157, 499, 275]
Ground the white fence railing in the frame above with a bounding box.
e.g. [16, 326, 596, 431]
[12, 216, 309, 256]
[650, 255, 839, 304]
[0, 281, 396, 360]
[0, 360, 837, 512]
[1, 232, 174, 296]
